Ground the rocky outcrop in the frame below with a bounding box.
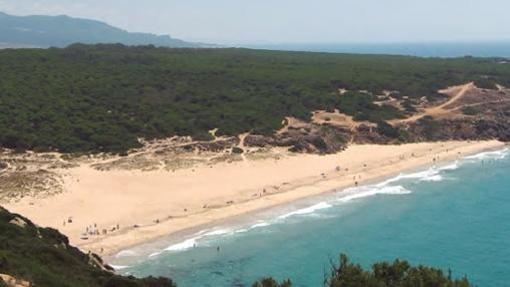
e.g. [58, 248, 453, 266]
[245, 125, 350, 154]
[0, 274, 32, 287]
[404, 117, 510, 142]
[8, 217, 27, 228]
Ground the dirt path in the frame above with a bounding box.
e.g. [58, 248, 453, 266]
[449, 98, 510, 112]
[237, 132, 250, 163]
[392, 82, 475, 124]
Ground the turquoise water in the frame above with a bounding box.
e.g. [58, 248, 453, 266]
[113, 148, 510, 287]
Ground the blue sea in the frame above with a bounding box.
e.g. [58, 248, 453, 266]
[111, 147, 510, 287]
[245, 42, 510, 58]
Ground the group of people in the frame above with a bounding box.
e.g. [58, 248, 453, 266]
[70, 219, 121, 240]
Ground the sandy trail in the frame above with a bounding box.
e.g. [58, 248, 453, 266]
[393, 82, 475, 124]
[3, 140, 505, 256]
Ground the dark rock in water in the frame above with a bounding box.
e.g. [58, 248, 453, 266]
[0, 161, 6, 171]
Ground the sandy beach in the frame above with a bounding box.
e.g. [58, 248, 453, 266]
[2, 140, 505, 257]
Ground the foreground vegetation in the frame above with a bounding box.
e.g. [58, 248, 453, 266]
[253, 254, 472, 287]
[0, 206, 175, 287]
[0, 44, 509, 153]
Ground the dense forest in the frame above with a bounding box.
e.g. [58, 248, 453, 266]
[1, 206, 473, 287]
[0, 44, 509, 153]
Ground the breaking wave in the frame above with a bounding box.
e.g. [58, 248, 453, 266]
[464, 148, 508, 161]
[110, 265, 130, 270]
[126, 148, 508, 260]
[278, 202, 333, 219]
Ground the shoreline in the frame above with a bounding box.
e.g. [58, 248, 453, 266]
[107, 142, 507, 265]
[3, 140, 506, 258]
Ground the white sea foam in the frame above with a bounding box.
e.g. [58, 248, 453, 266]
[110, 264, 130, 270]
[277, 202, 333, 220]
[423, 174, 443, 182]
[203, 229, 233, 237]
[338, 185, 411, 203]
[115, 250, 138, 258]
[157, 228, 239, 255]
[378, 162, 459, 185]
[148, 251, 163, 258]
[439, 161, 459, 171]
[464, 148, 508, 161]
[139, 154, 483, 259]
[250, 221, 271, 229]
[164, 237, 199, 252]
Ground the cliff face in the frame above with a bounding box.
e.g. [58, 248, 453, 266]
[0, 206, 175, 287]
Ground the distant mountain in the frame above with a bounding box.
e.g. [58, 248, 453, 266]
[0, 11, 206, 48]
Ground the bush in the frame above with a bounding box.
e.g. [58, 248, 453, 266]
[376, 121, 400, 139]
[232, 147, 244, 154]
[462, 106, 480, 116]
[327, 254, 472, 287]
[255, 255, 472, 287]
[252, 278, 292, 287]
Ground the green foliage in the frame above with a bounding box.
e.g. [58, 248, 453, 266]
[327, 254, 472, 287]
[334, 92, 404, 122]
[255, 255, 472, 287]
[417, 116, 443, 140]
[0, 206, 176, 287]
[376, 121, 401, 139]
[103, 276, 175, 287]
[1, 44, 509, 153]
[462, 106, 481, 116]
[252, 278, 292, 287]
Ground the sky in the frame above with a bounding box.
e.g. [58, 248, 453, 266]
[0, 0, 509, 45]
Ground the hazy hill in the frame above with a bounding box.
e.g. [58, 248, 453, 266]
[0, 11, 203, 48]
